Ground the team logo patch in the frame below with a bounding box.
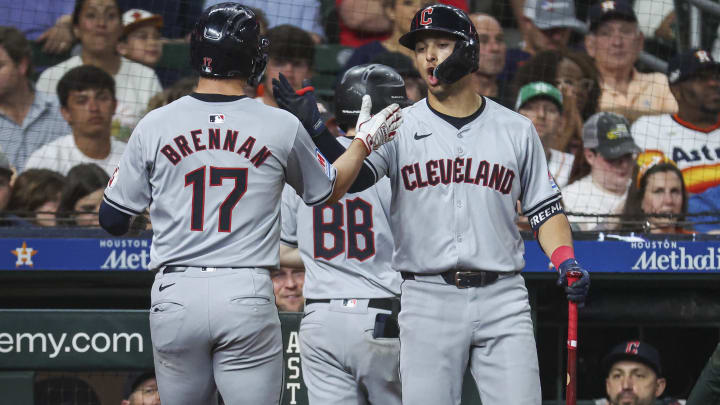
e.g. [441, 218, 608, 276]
[342, 299, 358, 308]
[548, 170, 559, 192]
[209, 114, 225, 123]
[316, 148, 332, 179]
[107, 167, 119, 189]
[11, 241, 37, 267]
[696, 50, 711, 63]
[606, 124, 630, 139]
[601, 1, 616, 11]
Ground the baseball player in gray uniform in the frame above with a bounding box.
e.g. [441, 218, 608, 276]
[277, 4, 591, 405]
[98, 4, 402, 405]
[276, 64, 408, 405]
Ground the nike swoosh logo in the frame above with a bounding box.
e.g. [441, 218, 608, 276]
[159, 283, 175, 292]
[414, 132, 432, 140]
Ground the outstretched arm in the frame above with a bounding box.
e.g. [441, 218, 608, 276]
[273, 74, 399, 195]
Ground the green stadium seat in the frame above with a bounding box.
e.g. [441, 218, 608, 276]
[30, 42, 71, 81]
[156, 42, 193, 77]
[312, 44, 352, 99]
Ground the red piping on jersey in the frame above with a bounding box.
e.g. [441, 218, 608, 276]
[671, 114, 720, 133]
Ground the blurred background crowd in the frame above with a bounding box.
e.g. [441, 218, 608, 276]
[1, 0, 720, 235]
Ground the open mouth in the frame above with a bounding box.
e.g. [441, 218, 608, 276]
[426, 66, 439, 86]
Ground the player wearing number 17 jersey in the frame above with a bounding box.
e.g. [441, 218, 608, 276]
[97, 3, 402, 405]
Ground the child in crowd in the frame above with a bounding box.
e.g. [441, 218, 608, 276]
[117, 9, 164, 68]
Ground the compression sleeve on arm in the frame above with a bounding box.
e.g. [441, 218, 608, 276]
[314, 127, 376, 193]
[99, 200, 131, 236]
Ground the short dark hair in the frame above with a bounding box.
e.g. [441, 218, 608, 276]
[0, 26, 33, 78]
[266, 24, 314, 65]
[72, 0, 121, 26]
[58, 163, 109, 226]
[57, 65, 116, 108]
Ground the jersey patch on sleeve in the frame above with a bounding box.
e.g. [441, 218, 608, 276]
[548, 170, 559, 193]
[107, 167, 119, 189]
[316, 148, 332, 179]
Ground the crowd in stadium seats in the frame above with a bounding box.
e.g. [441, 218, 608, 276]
[0, 0, 716, 236]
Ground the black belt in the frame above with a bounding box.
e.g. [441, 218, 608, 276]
[401, 270, 515, 288]
[162, 266, 186, 274]
[305, 298, 400, 313]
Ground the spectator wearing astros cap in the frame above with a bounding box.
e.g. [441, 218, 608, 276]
[117, 9, 164, 68]
[631, 49, 720, 233]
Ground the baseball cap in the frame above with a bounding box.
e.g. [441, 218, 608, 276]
[122, 9, 163, 36]
[602, 340, 662, 376]
[667, 48, 720, 85]
[587, 1, 637, 32]
[123, 370, 156, 399]
[524, 0, 584, 31]
[515, 81, 563, 112]
[582, 112, 641, 159]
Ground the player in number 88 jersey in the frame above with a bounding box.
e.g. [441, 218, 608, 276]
[98, 3, 402, 404]
[277, 64, 407, 405]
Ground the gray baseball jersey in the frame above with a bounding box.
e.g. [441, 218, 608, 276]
[280, 136, 401, 405]
[365, 98, 561, 274]
[281, 138, 400, 299]
[363, 97, 559, 405]
[103, 95, 336, 269]
[102, 94, 336, 404]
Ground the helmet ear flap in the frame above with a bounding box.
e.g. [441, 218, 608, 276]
[247, 37, 269, 87]
[433, 38, 479, 85]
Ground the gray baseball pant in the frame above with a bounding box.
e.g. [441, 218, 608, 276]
[300, 299, 402, 405]
[398, 273, 541, 405]
[150, 267, 283, 405]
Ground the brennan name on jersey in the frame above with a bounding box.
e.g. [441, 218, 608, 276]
[160, 128, 273, 168]
[401, 158, 515, 194]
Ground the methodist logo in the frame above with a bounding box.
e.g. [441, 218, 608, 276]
[99, 239, 150, 270]
[11, 241, 37, 267]
[631, 246, 720, 271]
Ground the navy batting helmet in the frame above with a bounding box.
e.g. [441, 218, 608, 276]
[190, 3, 269, 86]
[399, 4, 479, 84]
[335, 64, 410, 132]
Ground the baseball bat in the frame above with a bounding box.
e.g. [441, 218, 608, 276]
[566, 270, 582, 405]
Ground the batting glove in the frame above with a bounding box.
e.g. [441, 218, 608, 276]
[272, 73, 325, 138]
[556, 259, 590, 304]
[354, 95, 403, 154]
